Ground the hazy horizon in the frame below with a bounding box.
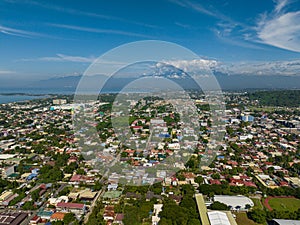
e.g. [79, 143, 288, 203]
[1, 0, 300, 90]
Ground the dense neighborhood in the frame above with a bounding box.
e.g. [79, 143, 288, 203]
[0, 91, 300, 225]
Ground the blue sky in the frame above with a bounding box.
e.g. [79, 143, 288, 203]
[1, 0, 300, 85]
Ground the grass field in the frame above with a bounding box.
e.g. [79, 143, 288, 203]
[268, 197, 300, 211]
[251, 198, 264, 210]
[248, 106, 279, 112]
[234, 212, 265, 225]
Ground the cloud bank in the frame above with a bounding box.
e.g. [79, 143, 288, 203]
[163, 58, 300, 76]
[19, 54, 96, 63]
[256, 0, 300, 52]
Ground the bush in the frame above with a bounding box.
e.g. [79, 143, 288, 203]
[248, 209, 266, 224]
[209, 201, 229, 210]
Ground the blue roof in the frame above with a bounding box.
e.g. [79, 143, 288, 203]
[26, 173, 37, 180]
[38, 210, 53, 217]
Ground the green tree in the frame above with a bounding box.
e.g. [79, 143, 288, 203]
[22, 201, 35, 210]
[209, 201, 228, 210]
[63, 213, 76, 224]
[64, 162, 78, 174]
[31, 189, 40, 202]
[248, 209, 267, 224]
[194, 176, 204, 185]
[188, 218, 201, 225]
[76, 168, 86, 175]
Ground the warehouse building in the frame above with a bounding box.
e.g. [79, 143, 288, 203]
[214, 195, 254, 210]
[0, 212, 27, 225]
[270, 219, 300, 225]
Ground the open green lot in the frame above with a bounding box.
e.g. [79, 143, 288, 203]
[233, 212, 265, 225]
[251, 198, 264, 210]
[268, 198, 300, 211]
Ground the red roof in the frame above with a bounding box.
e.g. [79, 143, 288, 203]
[228, 161, 238, 165]
[131, 126, 143, 129]
[104, 212, 115, 217]
[115, 213, 124, 221]
[279, 181, 289, 186]
[69, 156, 77, 159]
[124, 149, 135, 153]
[210, 179, 221, 185]
[230, 179, 244, 185]
[105, 205, 114, 211]
[244, 181, 257, 188]
[70, 174, 81, 182]
[183, 172, 196, 179]
[30, 215, 40, 222]
[57, 202, 85, 209]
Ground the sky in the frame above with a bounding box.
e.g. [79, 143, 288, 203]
[1, 0, 300, 87]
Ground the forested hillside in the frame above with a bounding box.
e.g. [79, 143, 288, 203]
[249, 90, 300, 107]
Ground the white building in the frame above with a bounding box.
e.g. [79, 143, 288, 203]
[152, 204, 163, 225]
[213, 195, 254, 210]
[271, 219, 300, 225]
[207, 211, 231, 225]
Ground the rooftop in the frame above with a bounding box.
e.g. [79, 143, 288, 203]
[207, 211, 231, 225]
[214, 195, 254, 209]
[56, 202, 85, 209]
[272, 219, 300, 225]
[0, 212, 27, 225]
[50, 212, 66, 220]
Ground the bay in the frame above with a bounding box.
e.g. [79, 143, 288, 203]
[0, 94, 46, 104]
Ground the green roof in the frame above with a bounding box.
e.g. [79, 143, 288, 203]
[195, 194, 210, 225]
[6, 158, 22, 162]
[7, 173, 19, 178]
[23, 165, 32, 170]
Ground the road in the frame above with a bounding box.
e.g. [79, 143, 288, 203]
[83, 185, 106, 224]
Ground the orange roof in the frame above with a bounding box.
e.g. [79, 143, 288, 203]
[51, 212, 66, 220]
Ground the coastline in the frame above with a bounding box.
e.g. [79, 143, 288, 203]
[0, 94, 49, 104]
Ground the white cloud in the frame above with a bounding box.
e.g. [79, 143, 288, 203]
[163, 59, 219, 73]
[0, 24, 61, 39]
[161, 58, 300, 76]
[225, 59, 300, 76]
[169, 0, 224, 19]
[184, 1, 216, 17]
[256, 0, 300, 52]
[5, 0, 158, 29]
[174, 22, 193, 29]
[0, 24, 41, 38]
[48, 23, 154, 38]
[19, 54, 96, 63]
[213, 27, 264, 50]
[274, 0, 289, 13]
[170, 0, 259, 50]
[0, 70, 16, 74]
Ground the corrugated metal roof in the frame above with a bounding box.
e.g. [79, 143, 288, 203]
[207, 211, 231, 225]
[273, 219, 300, 225]
[214, 195, 254, 209]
